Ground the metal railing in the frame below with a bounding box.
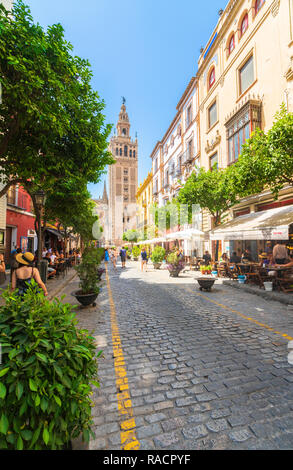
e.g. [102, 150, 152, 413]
[182, 146, 195, 165]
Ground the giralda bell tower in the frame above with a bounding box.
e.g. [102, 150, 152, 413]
[108, 99, 138, 245]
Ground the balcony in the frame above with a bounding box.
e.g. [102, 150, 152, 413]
[153, 188, 159, 196]
[168, 164, 175, 176]
[163, 179, 170, 190]
[175, 165, 182, 178]
[182, 146, 195, 165]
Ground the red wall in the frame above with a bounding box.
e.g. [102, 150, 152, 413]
[6, 186, 35, 248]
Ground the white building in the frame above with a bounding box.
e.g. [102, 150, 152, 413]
[150, 77, 203, 256]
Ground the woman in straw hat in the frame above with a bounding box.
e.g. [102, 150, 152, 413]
[11, 252, 48, 297]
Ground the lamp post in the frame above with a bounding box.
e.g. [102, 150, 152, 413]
[34, 190, 46, 270]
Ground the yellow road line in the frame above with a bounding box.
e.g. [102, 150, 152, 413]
[105, 265, 140, 451]
[196, 291, 293, 341]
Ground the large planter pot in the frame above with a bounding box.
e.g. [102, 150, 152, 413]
[72, 290, 99, 307]
[197, 277, 216, 292]
[153, 262, 162, 270]
[133, 257, 138, 261]
[169, 269, 182, 278]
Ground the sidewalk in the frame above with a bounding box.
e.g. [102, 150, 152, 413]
[0, 268, 77, 305]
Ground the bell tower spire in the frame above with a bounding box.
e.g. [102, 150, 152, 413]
[117, 97, 130, 138]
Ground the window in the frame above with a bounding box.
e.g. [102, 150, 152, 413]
[240, 14, 248, 37]
[124, 169, 128, 175]
[210, 152, 218, 171]
[133, 150, 136, 158]
[124, 177, 128, 183]
[239, 55, 254, 95]
[116, 148, 119, 156]
[208, 67, 215, 89]
[120, 148, 122, 156]
[122, 128, 127, 136]
[186, 105, 192, 128]
[228, 34, 235, 55]
[255, 0, 265, 15]
[129, 150, 132, 157]
[227, 107, 250, 163]
[124, 145, 128, 157]
[154, 158, 158, 173]
[208, 101, 217, 128]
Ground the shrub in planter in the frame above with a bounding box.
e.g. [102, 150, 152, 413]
[151, 246, 165, 269]
[131, 246, 140, 260]
[74, 246, 102, 296]
[166, 252, 185, 277]
[200, 264, 212, 275]
[0, 284, 101, 450]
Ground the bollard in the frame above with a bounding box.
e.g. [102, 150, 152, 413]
[39, 260, 48, 285]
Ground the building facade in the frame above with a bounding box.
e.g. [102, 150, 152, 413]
[5, 185, 36, 264]
[196, 0, 293, 259]
[149, 77, 202, 255]
[136, 171, 153, 240]
[108, 102, 138, 245]
[92, 182, 110, 246]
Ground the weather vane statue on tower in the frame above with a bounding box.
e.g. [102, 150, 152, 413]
[122, 96, 126, 105]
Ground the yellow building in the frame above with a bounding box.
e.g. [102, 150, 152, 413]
[136, 172, 153, 239]
[196, 0, 293, 259]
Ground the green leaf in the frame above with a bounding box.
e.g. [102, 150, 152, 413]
[54, 395, 61, 407]
[20, 429, 33, 441]
[36, 352, 48, 363]
[16, 382, 24, 400]
[0, 414, 9, 434]
[40, 397, 48, 412]
[17, 435, 24, 450]
[35, 394, 40, 406]
[29, 378, 38, 392]
[0, 382, 6, 399]
[0, 368, 9, 378]
[43, 427, 50, 446]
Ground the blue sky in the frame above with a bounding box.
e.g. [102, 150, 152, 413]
[24, 0, 225, 199]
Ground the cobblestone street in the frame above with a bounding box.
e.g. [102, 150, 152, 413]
[59, 261, 293, 450]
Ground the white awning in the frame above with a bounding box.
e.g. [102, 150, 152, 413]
[210, 205, 293, 241]
[166, 228, 204, 241]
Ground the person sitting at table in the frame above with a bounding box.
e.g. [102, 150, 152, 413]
[272, 241, 289, 265]
[219, 253, 229, 264]
[203, 250, 212, 266]
[43, 252, 57, 279]
[230, 251, 241, 264]
[242, 248, 253, 262]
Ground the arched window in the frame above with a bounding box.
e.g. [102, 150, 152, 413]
[255, 0, 265, 15]
[124, 145, 128, 157]
[129, 150, 132, 158]
[133, 150, 136, 158]
[228, 34, 235, 55]
[208, 67, 215, 90]
[120, 148, 122, 156]
[116, 148, 119, 156]
[240, 13, 248, 37]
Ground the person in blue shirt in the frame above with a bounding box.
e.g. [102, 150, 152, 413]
[120, 246, 127, 268]
[104, 248, 110, 264]
[141, 247, 148, 272]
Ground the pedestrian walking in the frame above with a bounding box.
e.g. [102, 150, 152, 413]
[11, 252, 48, 297]
[141, 247, 148, 272]
[111, 247, 117, 270]
[104, 247, 110, 265]
[120, 246, 127, 268]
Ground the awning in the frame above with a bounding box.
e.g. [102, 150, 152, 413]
[134, 237, 166, 245]
[210, 205, 293, 241]
[166, 228, 204, 241]
[44, 227, 63, 241]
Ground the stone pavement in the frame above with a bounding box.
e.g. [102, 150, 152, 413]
[55, 261, 293, 450]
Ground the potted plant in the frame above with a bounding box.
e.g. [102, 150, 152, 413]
[166, 252, 185, 277]
[131, 245, 140, 261]
[151, 246, 166, 269]
[200, 264, 212, 275]
[0, 284, 100, 450]
[72, 246, 102, 307]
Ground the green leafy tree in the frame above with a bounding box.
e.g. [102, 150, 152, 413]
[232, 105, 293, 198]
